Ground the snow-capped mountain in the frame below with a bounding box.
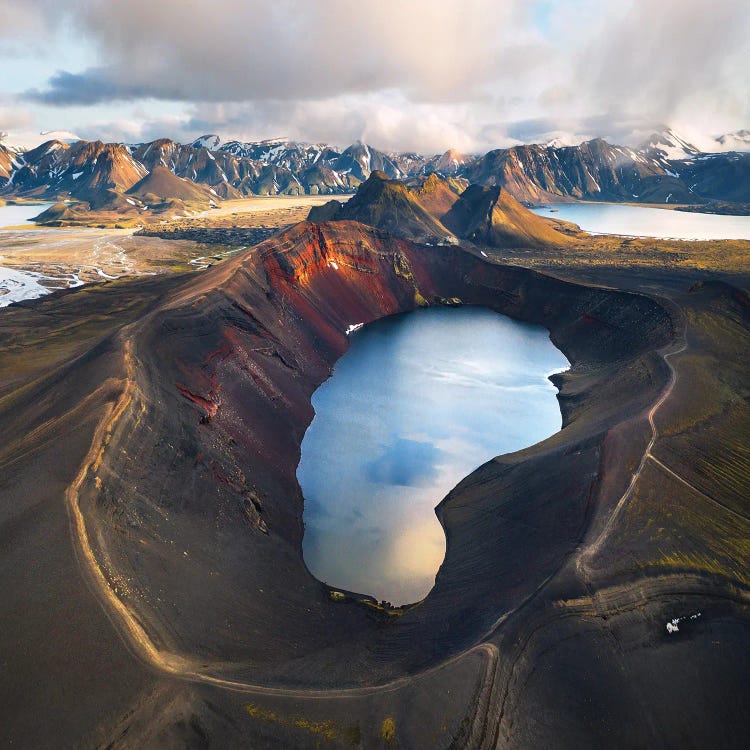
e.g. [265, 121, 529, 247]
[191, 134, 222, 151]
[331, 141, 404, 181]
[7, 139, 148, 205]
[541, 137, 571, 149]
[0, 134, 24, 155]
[1, 126, 749, 208]
[39, 129, 81, 143]
[219, 138, 339, 172]
[638, 127, 700, 162]
[2, 130, 82, 152]
[421, 149, 471, 175]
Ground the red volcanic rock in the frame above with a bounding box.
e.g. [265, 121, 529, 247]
[175, 384, 220, 419]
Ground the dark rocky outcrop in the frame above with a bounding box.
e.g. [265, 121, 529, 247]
[465, 138, 697, 204]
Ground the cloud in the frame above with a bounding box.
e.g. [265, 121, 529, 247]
[25, 69, 185, 106]
[64, 96, 486, 154]
[492, 114, 666, 149]
[5, 0, 750, 152]
[0, 106, 35, 133]
[572, 0, 750, 138]
[0, 0, 56, 41]
[23, 0, 534, 105]
[184, 96, 489, 153]
[74, 112, 193, 144]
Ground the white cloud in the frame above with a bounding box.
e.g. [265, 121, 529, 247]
[1, 0, 748, 152]
[0, 106, 35, 133]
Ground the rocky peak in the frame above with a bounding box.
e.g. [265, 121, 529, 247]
[192, 134, 222, 151]
[638, 127, 700, 161]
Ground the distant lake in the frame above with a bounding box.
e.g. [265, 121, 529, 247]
[531, 202, 750, 240]
[0, 203, 51, 229]
[298, 306, 569, 605]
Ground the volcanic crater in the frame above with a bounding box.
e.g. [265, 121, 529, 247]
[75, 220, 670, 671]
[2, 217, 749, 748]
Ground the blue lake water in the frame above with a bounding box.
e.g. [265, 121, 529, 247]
[298, 306, 569, 605]
[0, 203, 52, 229]
[530, 202, 750, 240]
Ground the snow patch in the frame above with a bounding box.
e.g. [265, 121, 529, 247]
[192, 134, 221, 151]
[345, 323, 364, 335]
[666, 612, 701, 634]
[95, 267, 119, 279]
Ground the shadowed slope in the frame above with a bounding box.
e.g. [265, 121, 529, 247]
[442, 183, 573, 247]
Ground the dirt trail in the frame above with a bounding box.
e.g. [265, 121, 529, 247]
[579, 333, 688, 569]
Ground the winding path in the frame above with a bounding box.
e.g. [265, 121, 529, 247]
[579, 333, 688, 569]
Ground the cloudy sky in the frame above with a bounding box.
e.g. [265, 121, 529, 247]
[1, 0, 748, 152]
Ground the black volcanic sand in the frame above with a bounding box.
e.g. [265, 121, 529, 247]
[1, 220, 749, 748]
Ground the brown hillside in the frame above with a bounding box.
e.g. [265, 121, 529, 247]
[0, 143, 16, 183]
[443, 184, 571, 247]
[411, 173, 463, 221]
[127, 165, 217, 205]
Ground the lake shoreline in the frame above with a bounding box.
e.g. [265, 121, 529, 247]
[531, 201, 750, 240]
[299, 306, 569, 605]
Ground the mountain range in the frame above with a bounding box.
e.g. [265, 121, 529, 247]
[1, 127, 749, 221]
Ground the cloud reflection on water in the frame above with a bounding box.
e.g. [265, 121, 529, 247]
[299, 306, 569, 604]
